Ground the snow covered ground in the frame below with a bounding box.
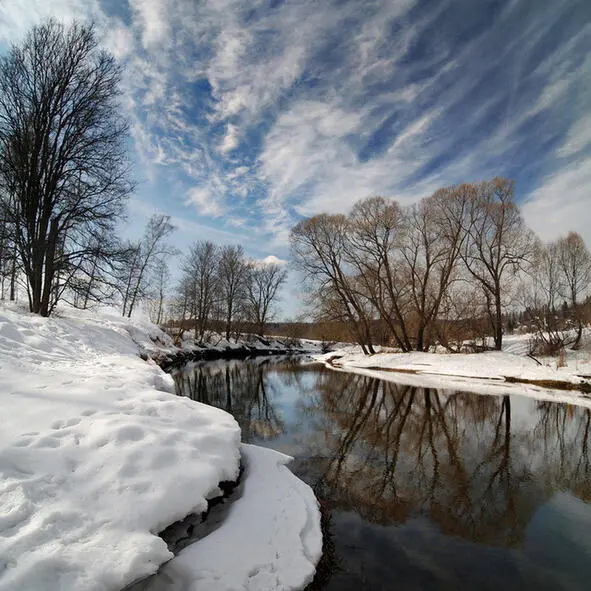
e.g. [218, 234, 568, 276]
[0, 304, 321, 591]
[135, 444, 322, 591]
[315, 332, 591, 407]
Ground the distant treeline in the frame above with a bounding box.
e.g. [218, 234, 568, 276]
[290, 178, 591, 354]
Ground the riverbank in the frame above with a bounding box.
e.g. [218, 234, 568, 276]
[0, 304, 321, 591]
[128, 324, 320, 371]
[154, 334, 319, 371]
[315, 335, 591, 407]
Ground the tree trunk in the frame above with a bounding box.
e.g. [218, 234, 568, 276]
[573, 320, 583, 350]
[82, 256, 98, 309]
[9, 244, 16, 301]
[494, 290, 503, 351]
[30, 238, 45, 314]
[39, 219, 59, 317]
[416, 324, 425, 352]
[225, 302, 232, 341]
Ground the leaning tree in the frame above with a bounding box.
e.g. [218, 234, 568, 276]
[0, 20, 132, 316]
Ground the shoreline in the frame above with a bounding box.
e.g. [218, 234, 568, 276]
[317, 347, 591, 408]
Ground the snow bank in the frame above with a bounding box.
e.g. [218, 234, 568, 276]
[316, 345, 591, 406]
[0, 305, 241, 591]
[138, 444, 322, 591]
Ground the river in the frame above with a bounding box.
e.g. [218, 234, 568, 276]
[166, 357, 591, 590]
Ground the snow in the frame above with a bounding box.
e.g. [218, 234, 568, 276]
[0, 303, 323, 591]
[138, 444, 322, 591]
[0, 304, 242, 591]
[315, 333, 591, 407]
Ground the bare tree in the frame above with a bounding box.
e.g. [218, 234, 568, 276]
[0, 209, 18, 300]
[397, 188, 468, 351]
[290, 178, 541, 354]
[182, 241, 219, 341]
[290, 214, 376, 353]
[345, 196, 408, 351]
[523, 240, 570, 354]
[0, 20, 132, 316]
[461, 178, 535, 350]
[171, 275, 193, 342]
[72, 230, 124, 310]
[149, 258, 170, 326]
[295, 191, 468, 352]
[436, 283, 490, 352]
[120, 214, 175, 317]
[245, 261, 287, 336]
[218, 244, 248, 340]
[557, 231, 591, 348]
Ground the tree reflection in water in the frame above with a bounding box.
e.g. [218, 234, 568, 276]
[172, 359, 591, 588]
[173, 358, 290, 440]
[300, 371, 591, 547]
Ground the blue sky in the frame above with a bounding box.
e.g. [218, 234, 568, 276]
[1, 0, 590, 318]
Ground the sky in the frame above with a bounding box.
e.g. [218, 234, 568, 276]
[0, 0, 590, 318]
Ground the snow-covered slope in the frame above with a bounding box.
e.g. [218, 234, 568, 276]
[0, 305, 241, 591]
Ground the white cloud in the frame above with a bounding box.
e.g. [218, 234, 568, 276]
[558, 114, 591, 158]
[129, 0, 171, 50]
[186, 187, 226, 217]
[103, 20, 135, 60]
[260, 255, 288, 266]
[258, 98, 439, 228]
[219, 124, 239, 153]
[522, 157, 591, 246]
[2, 0, 589, 255]
[0, 0, 102, 42]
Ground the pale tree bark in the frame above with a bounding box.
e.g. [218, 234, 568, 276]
[152, 258, 170, 326]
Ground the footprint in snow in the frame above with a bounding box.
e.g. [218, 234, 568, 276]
[34, 436, 62, 449]
[51, 417, 81, 430]
[115, 425, 145, 443]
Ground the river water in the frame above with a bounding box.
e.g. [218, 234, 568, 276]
[170, 357, 591, 590]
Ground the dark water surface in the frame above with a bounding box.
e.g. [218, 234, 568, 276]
[172, 358, 591, 591]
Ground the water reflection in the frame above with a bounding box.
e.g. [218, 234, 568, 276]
[173, 358, 296, 440]
[173, 359, 591, 589]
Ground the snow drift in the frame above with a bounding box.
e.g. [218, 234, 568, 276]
[0, 305, 242, 590]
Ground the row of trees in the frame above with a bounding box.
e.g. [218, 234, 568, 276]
[0, 20, 288, 337]
[174, 242, 287, 340]
[523, 232, 591, 352]
[291, 178, 590, 353]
